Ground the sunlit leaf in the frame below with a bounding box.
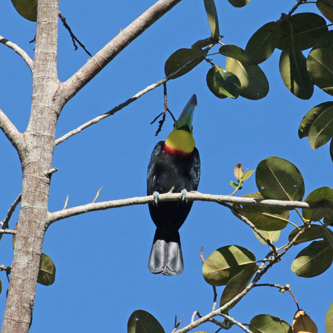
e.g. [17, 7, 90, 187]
[307, 48, 333, 96]
[279, 42, 314, 100]
[206, 65, 241, 99]
[298, 102, 333, 139]
[128, 310, 164, 333]
[291, 240, 333, 277]
[37, 253, 56, 286]
[202, 245, 256, 286]
[225, 57, 269, 100]
[234, 163, 244, 181]
[326, 302, 333, 333]
[245, 22, 281, 64]
[256, 156, 305, 201]
[164, 48, 207, 78]
[303, 187, 333, 221]
[250, 314, 292, 333]
[233, 192, 290, 231]
[317, 0, 333, 24]
[219, 45, 250, 62]
[288, 225, 325, 245]
[204, 0, 220, 42]
[254, 229, 281, 245]
[227, 0, 250, 7]
[277, 13, 328, 50]
[220, 264, 258, 311]
[307, 102, 333, 149]
[292, 309, 318, 333]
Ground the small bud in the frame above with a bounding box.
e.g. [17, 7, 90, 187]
[234, 163, 244, 181]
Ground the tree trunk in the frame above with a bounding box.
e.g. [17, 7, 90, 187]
[1, 1, 60, 332]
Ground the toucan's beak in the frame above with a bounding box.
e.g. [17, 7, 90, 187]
[175, 94, 197, 132]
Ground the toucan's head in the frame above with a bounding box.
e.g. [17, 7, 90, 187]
[164, 94, 197, 155]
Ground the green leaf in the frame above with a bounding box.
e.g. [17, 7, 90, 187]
[230, 180, 239, 189]
[298, 102, 333, 139]
[245, 22, 281, 65]
[219, 45, 250, 62]
[206, 66, 241, 99]
[192, 38, 214, 50]
[277, 13, 328, 51]
[312, 30, 333, 50]
[164, 48, 207, 78]
[330, 139, 333, 162]
[307, 48, 333, 96]
[225, 57, 269, 100]
[307, 102, 333, 149]
[279, 42, 314, 100]
[256, 156, 305, 201]
[291, 240, 333, 277]
[303, 187, 333, 221]
[227, 0, 250, 7]
[288, 225, 325, 245]
[326, 302, 333, 333]
[128, 310, 164, 333]
[233, 192, 290, 231]
[317, 0, 333, 24]
[37, 253, 56, 286]
[220, 264, 258, 311]
[204, 0, 220, 42]
[250, 314, 292, 333]
[241, 169, 254, 182]
[321, 225, 333, 250]
[202, 245, 256, 286]
[254, 229, 281, 245]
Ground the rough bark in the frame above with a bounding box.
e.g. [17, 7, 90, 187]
[1, 0, 60, 332]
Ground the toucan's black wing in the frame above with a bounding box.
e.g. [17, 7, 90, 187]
[189, 147, 200, 191]
[147, 141, 164, 195]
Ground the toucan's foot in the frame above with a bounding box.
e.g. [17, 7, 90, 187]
[153, 191, 160, 206]
[181, 189, 187, 203]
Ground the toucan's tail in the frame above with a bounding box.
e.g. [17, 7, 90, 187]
[148, 229, 184, 276]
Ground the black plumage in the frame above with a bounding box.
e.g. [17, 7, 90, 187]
[147, 141, 200, 275]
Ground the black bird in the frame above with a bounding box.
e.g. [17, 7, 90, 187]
[147, 94, 200, 275]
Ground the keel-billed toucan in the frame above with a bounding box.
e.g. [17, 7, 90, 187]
[147, 94, 200, 276]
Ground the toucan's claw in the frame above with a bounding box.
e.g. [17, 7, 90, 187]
[181, 189, 187, 203]
[153, 191, 160, 206]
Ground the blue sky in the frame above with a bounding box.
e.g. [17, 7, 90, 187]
[1, 0, 333, 332]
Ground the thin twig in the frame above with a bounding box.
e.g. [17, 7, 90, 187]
[0, 36, 33, 71]
[54, 47, 210, 146]
[200, 246, 205, 264]
[58, 12, 92, 57]
[229, 206, 278, 256]
[220, 313, 252, 333]
[0, 194, 21, 240]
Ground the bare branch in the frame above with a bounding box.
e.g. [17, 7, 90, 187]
[0, 230, 17, 235]
[47, 191, 331, 226]
[0, 194, 21, 240]
[0, 108, 24, 153]
[0, 36, 33, 71]
[219, 313, 252, 333]
[55, 46, 209, 146]
[57, 0, 184, 105]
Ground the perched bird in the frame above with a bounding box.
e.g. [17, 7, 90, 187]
[147, 94, 200, 276]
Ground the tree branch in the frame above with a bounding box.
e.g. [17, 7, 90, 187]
[0, 36, 33, 71]
[54, 47, 209, 146]
[0, 194, 21, 241]
[174, 227, 306, 333]
[0, 108, 24, 153]
[47, 191, 331, 226]
[56, 0, 183, 107]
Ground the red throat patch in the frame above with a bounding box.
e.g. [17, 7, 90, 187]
[164, 143, 192, 156]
